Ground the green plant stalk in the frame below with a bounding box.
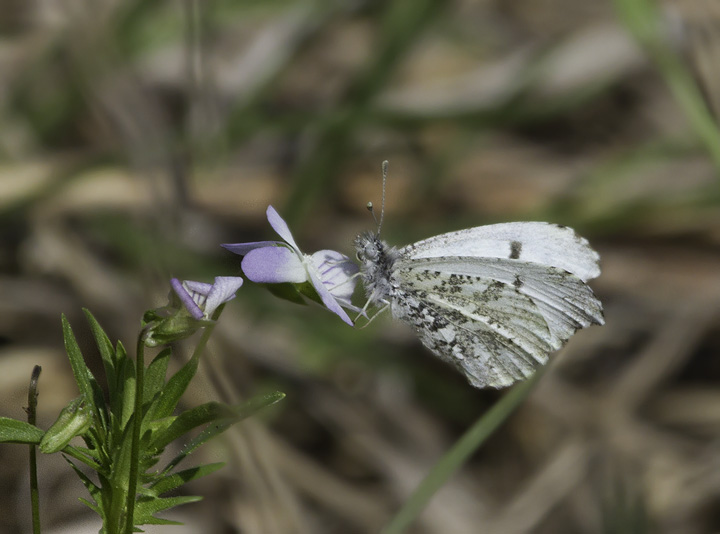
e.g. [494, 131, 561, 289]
[28, 365, 42, 534]
[381, 372, 542, 534]
[124, 328, 150, 534]
[122, 305, 223, 533]
[613, 0, 720, 175]
[191, 304, 223, 363]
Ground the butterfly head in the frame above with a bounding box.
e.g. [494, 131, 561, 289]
[355, 231, 382, 263]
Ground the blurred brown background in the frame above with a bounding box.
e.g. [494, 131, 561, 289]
[2, 0, 720, 533]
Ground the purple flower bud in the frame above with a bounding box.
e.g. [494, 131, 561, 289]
[171, 276, 244, 320]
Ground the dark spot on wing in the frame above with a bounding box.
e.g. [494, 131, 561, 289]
[510, 241, 522, 259]
[513, 275, 523, 289]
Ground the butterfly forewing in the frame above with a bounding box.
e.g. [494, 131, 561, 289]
[401, 222, 601, 282]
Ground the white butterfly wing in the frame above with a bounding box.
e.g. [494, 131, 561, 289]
[391, 268, 556, 388]
[392, 256, 604, 388]
[400, 222, 601, 282]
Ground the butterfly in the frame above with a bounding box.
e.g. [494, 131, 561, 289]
[354, 163, 604, 389]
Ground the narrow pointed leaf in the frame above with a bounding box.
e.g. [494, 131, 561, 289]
[146, 351, 200, 422]
[0, 417, 43, 444]
[165, 418, 234, 472]
[61, 315, 107, 435]
[117, 341, 136, 434]
[150, 402, 237, 452]
[62, 445, 102, 471]
[78, 497, 102, 516]
[149, 463, 224, 496]
[230, 391, 286, 420]
[83, 309, 117, 400]
[66, 457, 102, 503]
[144, 348, 171, 404]
[165, 391, 285, 471]
[134, 495, 202, 525]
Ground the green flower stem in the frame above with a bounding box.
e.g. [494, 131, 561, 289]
[192, 304, 224, 361]
[28, 365, 42, 534]
[381, 372, 542, 534]
[124, 327, 150, 534]
[122, 306, 223, 533]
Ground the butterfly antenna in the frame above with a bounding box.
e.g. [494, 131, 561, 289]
[366, 201, 378, 226]
[365, 160, 389, 234]
[378, 160, 388, 234]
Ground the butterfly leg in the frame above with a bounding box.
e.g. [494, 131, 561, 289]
[355, 300, 390, 329]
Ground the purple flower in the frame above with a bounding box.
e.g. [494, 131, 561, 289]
[222, 206, 360, 325]
[171, 276, 244, 320]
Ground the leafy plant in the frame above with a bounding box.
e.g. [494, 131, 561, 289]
[0, 307, 283, 533]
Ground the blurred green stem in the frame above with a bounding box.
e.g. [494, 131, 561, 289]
[28, 365, 42, 534]
[613, 0, 720, 175]
[381, 373, 542, 534]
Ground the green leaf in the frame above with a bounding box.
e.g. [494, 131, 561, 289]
[145, 350, 201, 422]
[144, 348, 171, 404]
[78, 497, 102, 516]
[149, 463, 224, 496]
[65, 457, 103, 515]
[116, 341, 136, 434]
[230, 390, 286, 420]
[149, 402, 237, 452]
[61, 314, 107, 437]
[111, 418, 135, 482]
[165, 391, 285, 471]
[83, 309, 117, 400]
[165, 418, 234, 473]
[134, 495, 202, 526]
[0, 417, 43, 444]
[62, 445, 102, 471]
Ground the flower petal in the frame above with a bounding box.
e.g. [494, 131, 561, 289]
[183, 280, 213, 295]
[242, 246, 307, 284]
[222, 241, 283, 256]
[171, 278, 204, 320]
[266, 205, 300, 250]
[306, 265, 353, 326]
[204, 276, 244, 317]
[310, 250, 359, 301]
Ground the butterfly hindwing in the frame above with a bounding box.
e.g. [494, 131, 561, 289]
[392, 291, 538, 388]
[396, 256, 604, 348]
[390, 273, 549, 388]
